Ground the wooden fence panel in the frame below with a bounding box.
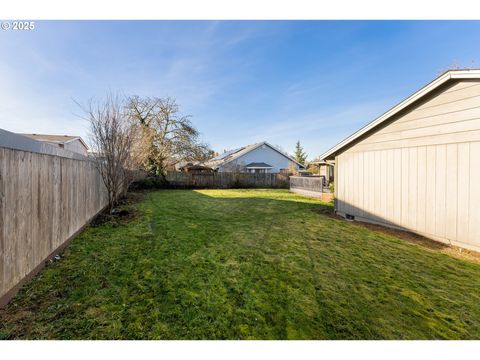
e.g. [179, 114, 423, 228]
[165, 171, 290, 189]
[289, 176, 325, 198]
[0, 130, 110, 307]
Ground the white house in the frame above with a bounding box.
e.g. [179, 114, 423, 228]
[319, 69, 480, 252]
[19, 134, 89, 156]
[206, 141, 305, 173]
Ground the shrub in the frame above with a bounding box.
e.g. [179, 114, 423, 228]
[129, 176, 165, 190]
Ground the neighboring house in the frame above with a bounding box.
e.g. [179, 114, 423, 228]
[309, 159, 335, 184]
[206, 141, 305, 173]
[19, 133, 89, 156]
[318, 161, 334, 184]
[178, 162, 214, 173]
[319, 69, 480, 252]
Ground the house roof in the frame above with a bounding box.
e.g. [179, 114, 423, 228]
[318, 69, 480, 160]
[0, 128, 89, 161]
[245, 162, 272, 168]
[206, 141, 305, 169]
[309, 158, 335, 165]
[180, 164, 214, 172]
[19, 133, 89, 150]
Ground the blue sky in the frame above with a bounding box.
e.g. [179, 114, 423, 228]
[1, 20, 480, 159]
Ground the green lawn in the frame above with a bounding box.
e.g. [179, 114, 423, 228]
[1, 189, 480, 339]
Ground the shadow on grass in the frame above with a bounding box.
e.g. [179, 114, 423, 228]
[2, 188, 480, 340]
[177, 189, 479, 261]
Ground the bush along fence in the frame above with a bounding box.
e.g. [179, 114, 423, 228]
[162, 171, 290, 189]
[0, 129, 109, 307]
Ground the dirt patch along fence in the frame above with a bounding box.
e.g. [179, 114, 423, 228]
[164, 171, 290, 189]
[0, 129, 109, 307]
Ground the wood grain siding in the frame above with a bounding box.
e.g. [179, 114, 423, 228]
[0, 147, 108, 304]
[336, 79, 480, 251]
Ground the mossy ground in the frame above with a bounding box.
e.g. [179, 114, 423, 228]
[1, 189, 480, 339]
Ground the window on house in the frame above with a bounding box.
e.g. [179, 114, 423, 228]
[252, 168, 270, 173]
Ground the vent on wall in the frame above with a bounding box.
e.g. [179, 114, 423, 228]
[345, 214, 355, 221]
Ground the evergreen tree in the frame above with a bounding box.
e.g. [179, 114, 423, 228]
[294, 140, 307, 164]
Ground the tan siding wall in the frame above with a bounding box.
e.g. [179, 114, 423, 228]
[336, 80, 480, 251]
[319, 166, 327, 177]
[0, 147, 108, 302]
[64, 139, 88, 156]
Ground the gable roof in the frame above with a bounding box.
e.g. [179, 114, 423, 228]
[19, 133, 89, 150]
[319, 69, 480, 160]
[206, 141, 304, 169]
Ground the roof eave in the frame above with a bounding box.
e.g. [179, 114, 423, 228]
[318, 69, 480, 161]
[210, 141, 305, 168]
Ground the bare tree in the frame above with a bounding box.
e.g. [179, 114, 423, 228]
[127, 96, 212, 178]
[82, 95, 142, 211]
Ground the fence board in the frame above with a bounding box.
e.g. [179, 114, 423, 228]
[0, 142, 109, 307]
[165, 171, 290, 189]
[289, 176, 324, 198]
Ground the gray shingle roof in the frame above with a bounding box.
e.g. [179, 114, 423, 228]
[20, 134, 79, 142]
[205, 141, 304, 169]
[19, 133, 89, 150]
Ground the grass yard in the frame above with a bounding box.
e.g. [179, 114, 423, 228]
[1, 189, 480, 339]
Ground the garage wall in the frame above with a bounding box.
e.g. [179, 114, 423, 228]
[335, 79, 480, 251]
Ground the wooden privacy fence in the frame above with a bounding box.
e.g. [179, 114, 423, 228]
[165, 171, 290, 189]
[289, 175, 325, 198]
[0, 129, 109, 307]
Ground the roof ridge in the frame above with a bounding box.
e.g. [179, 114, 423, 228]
[206, 140, 305, 168]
